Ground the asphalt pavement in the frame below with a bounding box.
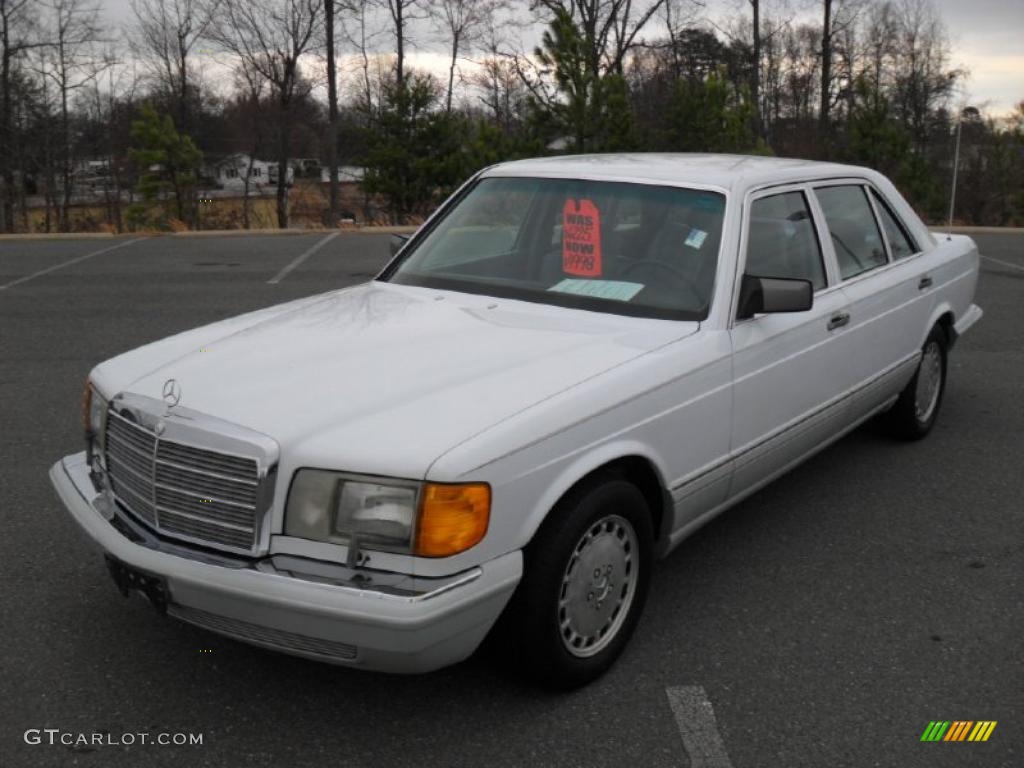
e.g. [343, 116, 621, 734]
[0, 231, 1020, 768]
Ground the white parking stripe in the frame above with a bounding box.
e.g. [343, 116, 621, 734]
[0, 237, 147, 291]
[665, 686, 734, 768]
[266, 232, 340, 284]
[981, 255, 1024, 272]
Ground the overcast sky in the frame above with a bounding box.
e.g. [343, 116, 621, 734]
[931, 0, 1023, 114]
[98, 0, 1022, 116]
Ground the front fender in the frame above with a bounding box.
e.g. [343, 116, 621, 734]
[513, 439, 671, 552]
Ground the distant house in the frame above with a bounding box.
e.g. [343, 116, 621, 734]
[293, 158, 322, 178]
[319, 165, 364, 184]
[204, 154, 293, 190]
[71, 159, 116, 195]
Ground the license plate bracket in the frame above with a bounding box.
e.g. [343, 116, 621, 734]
[105, 555, 169, 613]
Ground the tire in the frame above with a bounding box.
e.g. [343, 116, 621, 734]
[883, 325, 948, 440]
[496, 475, 654, 690]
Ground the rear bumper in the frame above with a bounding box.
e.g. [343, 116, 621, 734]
[50, 452, 521, 673]
[953, 303, 983, 339]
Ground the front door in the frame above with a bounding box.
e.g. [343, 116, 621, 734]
[728, 185, 854, 497]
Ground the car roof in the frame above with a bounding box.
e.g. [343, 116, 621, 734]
[482, 153, 874, 194]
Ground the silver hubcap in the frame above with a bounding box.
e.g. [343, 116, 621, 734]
[914, 341, 943, 423]
[558, 514, 639, 658]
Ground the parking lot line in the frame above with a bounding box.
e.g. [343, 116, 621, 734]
[981, 254, 1024, 272]
[666, 686, 734, 768]
[0, 237, 148, 291]
[266, 232, 340, 284]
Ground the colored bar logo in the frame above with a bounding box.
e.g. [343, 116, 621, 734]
[921, 721, 997, 742]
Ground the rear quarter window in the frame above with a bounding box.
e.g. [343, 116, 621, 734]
[870, 188, 918, 259]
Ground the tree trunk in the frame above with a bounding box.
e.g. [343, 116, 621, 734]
[820, 0, 833, 155]
[394, 0, 404, 89]
[276, 97, 290, 229]
[59, 70, 72, 231]
[178, 38, 188, 134]
[325, 0, 339, 226]
[242, 156, 253, 229]
[446, 31, 459, 113]
[1, 45, 14, 232]
[751, 0, 762, 140]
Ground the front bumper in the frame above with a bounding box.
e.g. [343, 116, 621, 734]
[51, 452, 522, 673]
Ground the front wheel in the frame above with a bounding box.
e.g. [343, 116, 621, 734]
[883, 325, 948, 440]
[497, 477, 653, 689]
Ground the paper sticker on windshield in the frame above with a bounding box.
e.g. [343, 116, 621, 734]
[549, 278, 643, 302]
[562, 199, 602, 276]
[684, 228, 707, 249]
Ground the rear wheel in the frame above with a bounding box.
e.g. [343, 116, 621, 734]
[498, 477, 653, 689]
[883, 325, 948, 440]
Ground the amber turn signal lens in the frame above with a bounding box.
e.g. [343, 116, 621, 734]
[81, 379, 92, 433]
[415, 483, 490, 557]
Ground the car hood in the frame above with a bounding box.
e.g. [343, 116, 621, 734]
[94, 282, 698, 478]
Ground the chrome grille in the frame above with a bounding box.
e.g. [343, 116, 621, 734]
[104, 406, 269, 554]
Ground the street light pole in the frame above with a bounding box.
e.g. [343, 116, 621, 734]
[947, 118, 962, 235]
[947, 106, 979, 236]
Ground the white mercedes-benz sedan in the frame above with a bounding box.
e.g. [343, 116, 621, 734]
[52, 154, 982, 688]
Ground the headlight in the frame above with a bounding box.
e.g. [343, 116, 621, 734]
[81, 379, 107, 444]
[285, 470, 490, 557]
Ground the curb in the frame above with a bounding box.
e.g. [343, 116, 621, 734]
[0, 226, 420, 241]
[933, 226, 1024, 234]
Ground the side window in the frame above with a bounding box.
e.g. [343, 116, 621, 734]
[816, 185, 888, 279]
[870, 188, 917, 259]
[746, 191, 826, 290]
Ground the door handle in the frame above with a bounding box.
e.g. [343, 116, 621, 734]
[918, 276, 933, 290]
[827, 312, 850, 331]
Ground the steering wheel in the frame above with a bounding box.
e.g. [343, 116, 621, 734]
[621, 259, 703, 306]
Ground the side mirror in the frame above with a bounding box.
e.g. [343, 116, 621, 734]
[737, 274, 813, 319]
[389, 233, 410, 257]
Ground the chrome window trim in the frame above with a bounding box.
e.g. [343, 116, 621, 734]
[865, 184, 922, 261]
[729, 181, 833, 328]
[810, 179, 911, 284]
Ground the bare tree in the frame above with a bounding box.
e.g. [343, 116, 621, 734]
[749, 0, 763, 138]
[820, 0, 832, 144]
[40, 0, 110, 230]
[378, 0, 422, 90]
[431, 0, 493, 113]
[86, 56, 140, 232]
[229, 54, 267, 229]
[339, 0, 381, 114]
[889, 0, 957, 153]
[325, 0, 339, 225]
[1, 0, 45, 231]
[820, 0, 864, 150]
[861, 0, 898, 91]
[130, 0, 220, 134]
[660, 0, 701, 79]
[207, 0, 323, 229]
[531, 0, 668, 77]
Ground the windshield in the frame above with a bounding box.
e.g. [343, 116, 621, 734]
[381, 176, 726, 320]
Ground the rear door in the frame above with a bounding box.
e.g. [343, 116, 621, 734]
[728, 184, 853, 497]
[811, 181, 934, 420]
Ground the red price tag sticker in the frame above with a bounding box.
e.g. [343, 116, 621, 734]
[562, 199, 602, 277]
